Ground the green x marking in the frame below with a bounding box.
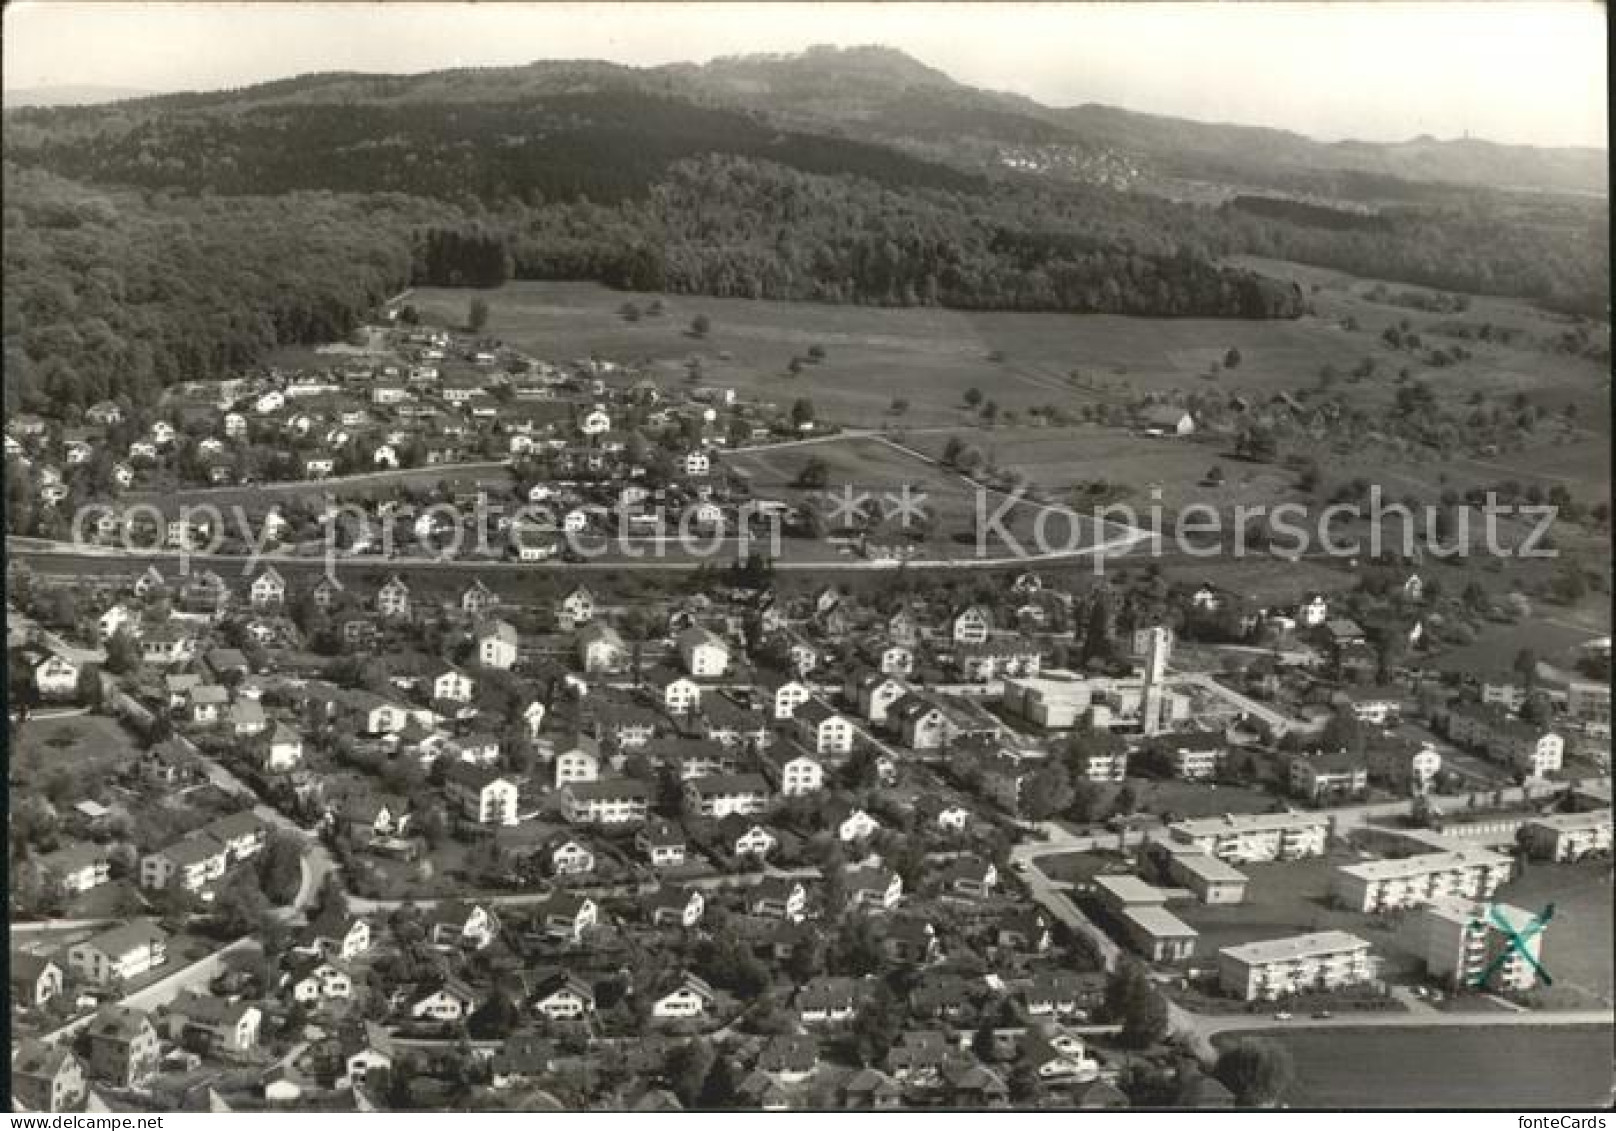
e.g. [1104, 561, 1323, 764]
[1471, 902, 1554, 988]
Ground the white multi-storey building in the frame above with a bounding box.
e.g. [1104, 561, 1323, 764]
[1168, 812, 1329, 863]
[1333, 849, 1513, 914]
[1217, 931, 1375, 1001]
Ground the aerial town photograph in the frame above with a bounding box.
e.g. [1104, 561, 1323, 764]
[2, 0, 1611, 1116]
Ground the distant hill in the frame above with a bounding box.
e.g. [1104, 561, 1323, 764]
[9, 46, 1598, 196]
[1057, 102, 1608, 197]
[3, 84, 158, 107]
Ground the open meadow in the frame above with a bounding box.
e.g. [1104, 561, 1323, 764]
[1232, 1025, 1616, 1108]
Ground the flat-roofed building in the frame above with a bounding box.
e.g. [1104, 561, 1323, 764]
[1332, 848, 1513, 914]
[1419, 898, 1548, 993]
[1162, 850, 1249, 905]
[1001, 671, 1190, 732]
[1117, 906, 1197, 963]
[1217, 930, 1375, 1001]
[1092, 874, 1167, 914]
[1168, 812, 1329, 863]
[1519, 809, 1612, 862]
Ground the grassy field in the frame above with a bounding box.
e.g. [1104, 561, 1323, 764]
[410, 273, 1609, 497]
[724, 434, 1120, 557]
[906, 424, 1302, 514]
[1426, 619, 1609, 678]
[1496, 860, 1615, 1004]
[1231, 1025, 1616, 1108]
[1172, 852, 1430, 980]
[407, 279, 1382, 430]
[11, 713, 142, 781]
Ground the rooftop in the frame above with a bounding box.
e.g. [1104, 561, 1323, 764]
[1220, 930, 1371, 965]
[1336, 848, 1511, 882]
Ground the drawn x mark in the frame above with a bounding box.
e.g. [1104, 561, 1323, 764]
[1472, 902, 1555, 988]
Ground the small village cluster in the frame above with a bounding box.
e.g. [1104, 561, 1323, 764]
[5, 324, 831, 562]
[8, 538, 1611, 1112]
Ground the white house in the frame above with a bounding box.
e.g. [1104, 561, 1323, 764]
[476, 620, 519, 670]
[676, 627, 729, 677]
[34, 654, 81, 698]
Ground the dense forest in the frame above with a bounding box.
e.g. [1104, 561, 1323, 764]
[3, 59, 1608, 412]
[498, 157, 1304, 315]
[2, 166, 435, 412]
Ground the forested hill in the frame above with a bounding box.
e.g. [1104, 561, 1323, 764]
[3, 47, 1607, 415]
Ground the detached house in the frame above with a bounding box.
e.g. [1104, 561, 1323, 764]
[476, 619, 519, 670]
[795, 698, 855, 755]
[85, 1007, 161, 1088]
[531, 971, 596, 1020]
[376, 576, 411, 619]
[249, 566, 287, 609]
[445, 764, 521, 826]
[684, 773, 770, 819]
[676, 626, 730, 677]
[578, 622, 627, 673]
[69, 921, 169, 985]
[649, 973, 716, 1020]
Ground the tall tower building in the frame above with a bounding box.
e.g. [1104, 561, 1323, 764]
[1141, 625, 1169, 737]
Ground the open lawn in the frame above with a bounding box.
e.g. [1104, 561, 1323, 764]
[725, 434, 1121, 558]
[411, 273, 1608, 497]
[11, 712, 142, 781]
[1496, 860, 1615, 1005]
[1427, 619, 1608, 678]
[1232, 1025, 1616, 1108]
[408, 278, 1390, 430]
[1172, 852, 1430, 981]
[1127, 778, 1280, 821]
[907, 425, 1303, 514]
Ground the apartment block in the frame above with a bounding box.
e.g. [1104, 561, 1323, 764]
[1168, 812, 1329, 863]
[1419, 898, 1548, 993]
[1518, 809, 1612, 862]
[1217, 930, 1375, 1001]
[1333, 848, 1513, 914]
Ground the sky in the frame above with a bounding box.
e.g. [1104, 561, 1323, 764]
[3, 1, 1607, 148]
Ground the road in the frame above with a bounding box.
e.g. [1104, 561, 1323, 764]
[8, 607, 107, 665]
[1172, 670, 1319, 736]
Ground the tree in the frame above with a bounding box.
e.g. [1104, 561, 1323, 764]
[700, 1055, 740, 1108]
[664, 1039, 716, 1107]
[468, 990, 522, 1039]
[1235, 425, 1279, 463]
[1009, 1060, 1044, 1105]
[467, 297, 490, 332]
[889, 398, 909, 415]
[690, 313, 711, 338]
[258, 832, 304, 906]
[103, 628, 141, 675]
[1214, 1038, 1295, 1107]
[787, 356, 804, 377]
[849, 984, 902, 1066]
[795, 456, 830, 491]
[1224, 347, 1243, 369]
[1513, 647, 1540, 688]
[1104, 961, 1169, 1049]
[619, 301, 641, 322]
[790, 398, 816, 429]
[1319, 708, 1366, 756]
[807, 344, 827, 362]
[964, 387, 984, 409]
[1022, 760, 1074, 821]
